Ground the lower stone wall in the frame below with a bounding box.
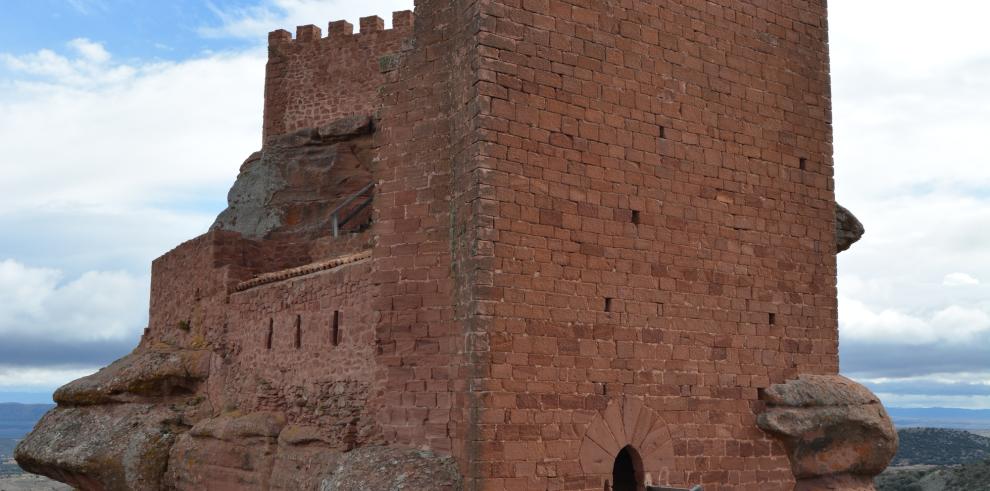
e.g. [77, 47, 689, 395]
[212, 258, 382, 449]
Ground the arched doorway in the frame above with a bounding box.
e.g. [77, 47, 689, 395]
[612, 445, 644, 491]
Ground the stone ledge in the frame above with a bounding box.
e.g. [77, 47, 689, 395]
[232, 250, 372, 292]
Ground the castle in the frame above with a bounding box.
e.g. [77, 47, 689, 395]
[17, 1, 895, 490]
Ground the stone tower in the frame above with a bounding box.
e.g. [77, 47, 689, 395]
[18, 1, 893, 490]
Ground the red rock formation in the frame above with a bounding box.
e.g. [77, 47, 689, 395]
[758, 375, 898, 490]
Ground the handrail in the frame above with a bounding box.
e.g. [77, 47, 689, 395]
[330, 182, 375, 237]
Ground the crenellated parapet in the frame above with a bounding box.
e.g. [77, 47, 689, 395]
[262, 11, 414, 141]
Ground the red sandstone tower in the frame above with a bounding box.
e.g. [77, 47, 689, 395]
[18, 2, 894, 490]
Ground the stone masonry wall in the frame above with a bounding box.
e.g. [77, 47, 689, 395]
[465, 0, 837, 489]
[263, 12, 414, 141]
[368, 0, 480, 466]
[217, 260, 380, 449]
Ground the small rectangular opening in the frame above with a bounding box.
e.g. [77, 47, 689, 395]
[631, 210, 641, 225]
[604, 298, 613, 312]
[799, 158, 807, 170]
[659, 126, 666, 139]
[265, 318, 273, 350]
[331, 310, 340, 347]
[769, 313, 776, 325]
[294, 315, 302, 349]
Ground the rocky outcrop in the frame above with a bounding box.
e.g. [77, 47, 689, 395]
[318, 446, 461, 491]
[15, 348, 213, 491]
[16, 404, 189, 491]
[53, 349, 210, 406]
[757, 375, 898, 490]
[836, 204, 865, 253]
[212, 115, 375, 240]
[166, 413, 459, 491]
[166, 412, 289, 489]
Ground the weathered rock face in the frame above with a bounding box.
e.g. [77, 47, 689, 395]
[836, 204, 865, 253]
[317, 446, 461, 491]
[212, 115, 375, 240]
[757, 375, 898, 490]
[15, 349, 213, 491]
[53, 349, 211, 406]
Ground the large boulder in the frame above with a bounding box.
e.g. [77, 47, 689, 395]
[15, 404, 189, 491]
[16, 349, 212, 490]
[757, 375, 897, 490]
[836, 204, 865, 253]
[54, 349, 210, 406]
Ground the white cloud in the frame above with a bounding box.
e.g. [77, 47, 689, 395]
[0, 261, 61, 321]
[840, 296, 990, 345]
[944, 273, 979, 287]
[0, 259, 148, 342]
[832, 1, 990, 198]
[67, 38, 111, 64]
[200, 0, 415, 39]
[0, 366, 98, 391]
[0, 43, 264, 214]
[831, 2, 990, 408]
[65, 0, 108, 16]
[0, 38, 133, 87]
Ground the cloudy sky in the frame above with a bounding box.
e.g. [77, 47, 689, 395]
[0, 1, 987, 409]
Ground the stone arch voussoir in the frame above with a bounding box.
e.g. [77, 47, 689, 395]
[579, 396, 675, 483]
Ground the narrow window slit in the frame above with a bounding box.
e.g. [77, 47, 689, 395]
[799, 158, 807, 170]
[331, 310, 340, 347]
[265, 318, 273, 350]
[631, 210, 641, 225]
[769, 313, 777, 325]
[659, 126, 666, 139]
[294, 315, 302, 349]
[605, 298, 613, 313]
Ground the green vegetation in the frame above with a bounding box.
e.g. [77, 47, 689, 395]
[877, 459, 990, 491]
[894, 428, 990, 466]
[876, 428, 990, 490]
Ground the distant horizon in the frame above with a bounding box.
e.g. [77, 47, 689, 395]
[0, 393, 54, 405]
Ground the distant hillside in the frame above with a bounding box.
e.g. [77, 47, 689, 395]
[877, 458, 990, 491]
[0, 403, 53, 439]
[888, 407, 990, 430]
[893, 428, 990, 466]
[0, 438, 17, 459]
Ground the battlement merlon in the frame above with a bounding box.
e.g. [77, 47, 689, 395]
[262, 11, 415, 142]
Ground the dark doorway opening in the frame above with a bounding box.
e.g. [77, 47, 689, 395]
[612, 445, 644, 491]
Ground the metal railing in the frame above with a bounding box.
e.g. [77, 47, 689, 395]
[330, 182, 374, 237]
